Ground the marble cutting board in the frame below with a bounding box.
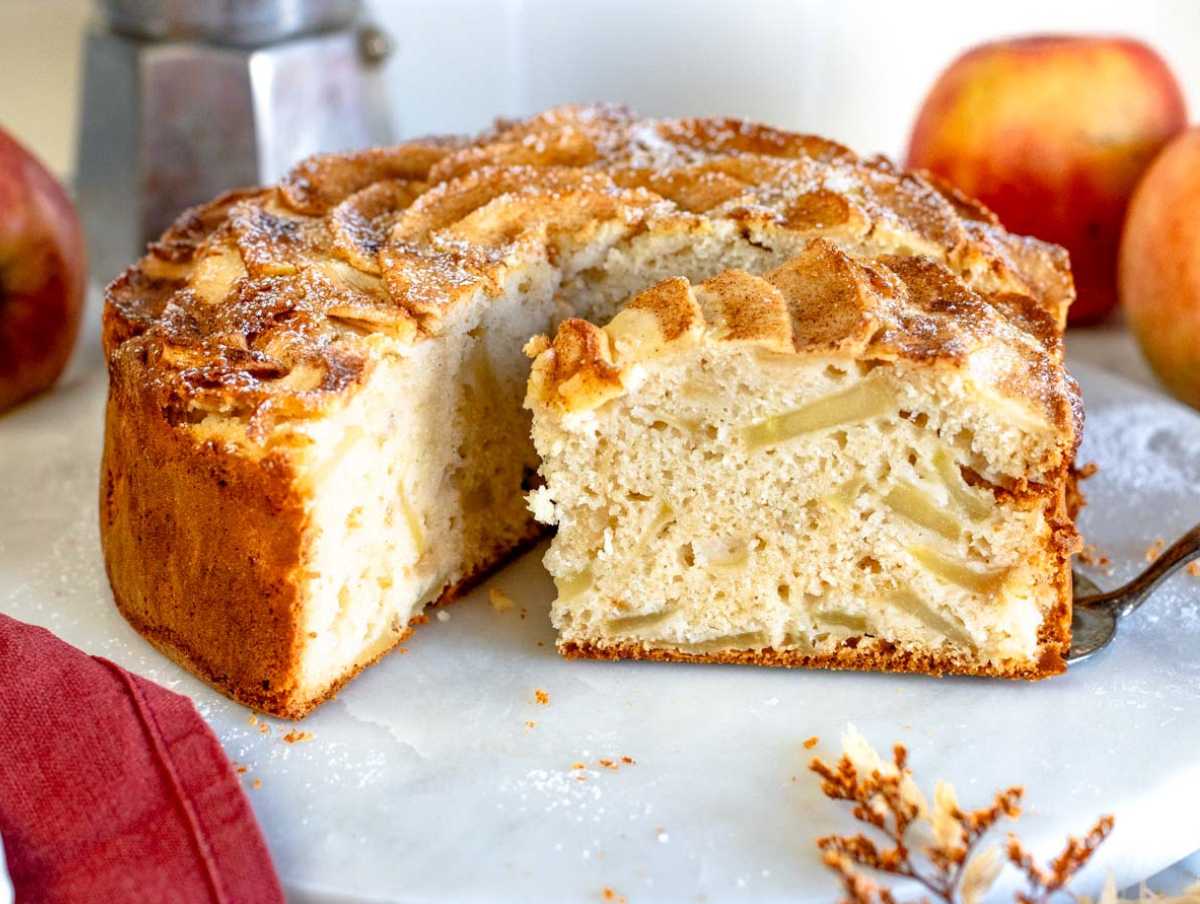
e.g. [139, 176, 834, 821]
[3, 351, 1199, 903]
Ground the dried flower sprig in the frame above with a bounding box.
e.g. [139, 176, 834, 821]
[809, 726, 1114, 904]
[1007, 815, 1114, 904]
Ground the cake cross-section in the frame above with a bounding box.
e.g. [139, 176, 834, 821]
[526, 238, 1081, 677]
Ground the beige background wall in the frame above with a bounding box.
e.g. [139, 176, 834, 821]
[0, 0, 91, 176]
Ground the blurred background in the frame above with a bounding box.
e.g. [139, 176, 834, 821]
[5, 0, 1198, 175]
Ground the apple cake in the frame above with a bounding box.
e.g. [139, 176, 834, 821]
[100, 105, 1080, 717]
[526, 239, 1081, 676]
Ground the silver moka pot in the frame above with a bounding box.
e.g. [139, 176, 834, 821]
[76, 0, 395, 283]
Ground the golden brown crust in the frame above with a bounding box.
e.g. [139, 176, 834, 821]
[279, 139, 465, 215]
[103, 440, 546, 720]
[560, 635, 1066, 680]
[105, 105, 1076, 437]
[100, 363, 309, 715]
[528, 239, 1080, 474]
[111, 584, 414, 721]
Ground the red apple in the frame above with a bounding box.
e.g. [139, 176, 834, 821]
[1119, 128, 1200, 410]
[0, 127, 86, 411]
[907, 36, 1187, 325]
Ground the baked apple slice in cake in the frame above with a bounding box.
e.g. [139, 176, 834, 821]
[526, 239, 1081, 677]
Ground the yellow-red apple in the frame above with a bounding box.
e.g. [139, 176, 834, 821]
[0, 127, 86, 412]
[907, 36, 1186, 325]
[1119, 128, 1200, 409]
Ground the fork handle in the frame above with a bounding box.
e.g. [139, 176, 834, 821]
[1075, 522, 1200, 617]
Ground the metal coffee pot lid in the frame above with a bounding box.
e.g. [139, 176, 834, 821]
[98, 0, 362, 46]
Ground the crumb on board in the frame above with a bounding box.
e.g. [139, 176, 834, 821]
[1188, 561, 1200, 578]
[534, 689, 550, 705]
[251, 778, 263, 790]
[436, 610, 451, 623]
[601, 887, 626, 903]
[1076, 461, 1099, 480]
[519, 607, 528, 621]
[580, 756, 635, 773]
[803, 736, 819, 750]
[247, 714, 258, 726]
[489, 587, 515, 612]
[525, 720, 536, 729]
[1145, 538, 1166, 562]
[282, 730, 313, 744]
[1078, 544, 1112, 572]
[258, 722, 270, 735]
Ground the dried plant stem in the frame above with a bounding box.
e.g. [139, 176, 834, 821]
[809, 728, 1113, 904]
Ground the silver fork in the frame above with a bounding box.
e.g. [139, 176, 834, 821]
[1069, 522, 1200, 663]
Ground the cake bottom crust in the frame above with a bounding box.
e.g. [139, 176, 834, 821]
[558, 636, 1066, 680]
[111, 524, 547, 720]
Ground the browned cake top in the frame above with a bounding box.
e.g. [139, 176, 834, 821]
[103, 104, 1078, 441]
[527, 238, 1078, 437]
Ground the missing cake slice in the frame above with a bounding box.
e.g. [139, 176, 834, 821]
[525, 239, 1082, 678]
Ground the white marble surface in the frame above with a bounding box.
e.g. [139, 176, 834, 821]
[2, 327, 1200, 902]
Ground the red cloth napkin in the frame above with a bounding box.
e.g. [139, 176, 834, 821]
[0, 614, 284, 903]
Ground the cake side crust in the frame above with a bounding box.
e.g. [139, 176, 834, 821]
[109, 583, 414, 720]
[100, 369, 311, 715]
[106, 490, 546, 720]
